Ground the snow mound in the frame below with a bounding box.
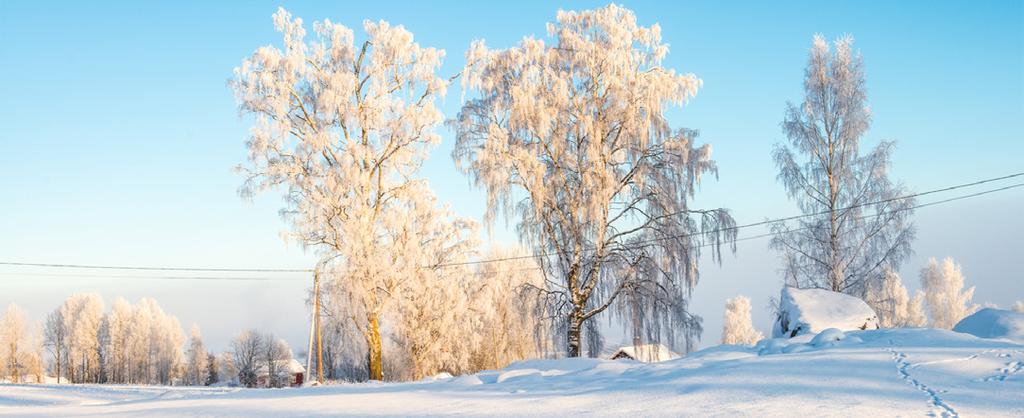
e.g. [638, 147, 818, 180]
[449, 374, 483, 386]
[772, 287, 879, 338]
[810, 328, 846, 346]
[423, 372, 453, 382]
[953, 308, 1024, 342]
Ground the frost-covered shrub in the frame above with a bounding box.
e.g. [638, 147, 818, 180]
[919, 258, 978, 330]
[721, 296, 764, 345]
[865, 269, 927, 328]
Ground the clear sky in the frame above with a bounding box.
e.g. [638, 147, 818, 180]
[1, 1, 1021, 354]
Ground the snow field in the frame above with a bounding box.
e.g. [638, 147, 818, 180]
[1, 328, 1022, 417]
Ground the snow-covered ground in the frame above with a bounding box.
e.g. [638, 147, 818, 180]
[2, 329, 1021, 417]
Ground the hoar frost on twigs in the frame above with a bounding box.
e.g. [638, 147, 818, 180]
[771, 35, 915, 297]
[453, 4, 736, 357]
[721, 296, 764, 345]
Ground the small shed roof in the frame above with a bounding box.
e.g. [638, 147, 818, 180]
[257, 359, 306, 375]
[609, 344, 680, 363]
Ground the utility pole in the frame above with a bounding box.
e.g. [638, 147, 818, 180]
[305, 270, 315, 385]
[305, 266, 325, 385]
[314, 268, 323, 384]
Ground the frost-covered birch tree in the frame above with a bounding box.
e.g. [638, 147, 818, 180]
[866, 268, 927, 328]
[233, 8, 472, 381]
[771, 35, 915, 296]
[184, 325, 209, 386]
[43, 308, 68, 383]
[467, 246, 546, 371]
[920, 257, 978, 329]
[721, 296, 764, 345]
[104, 298, 133, 384]
[2, 304, 28, 382]
[388, 195, 478, 380]
[453, 4, 736, 357]
[61, 293, 104, 383]
[261, 334, 292, 388]
[230, 330, 262, 388]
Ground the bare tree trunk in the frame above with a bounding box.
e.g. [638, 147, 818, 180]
[367, 314, 383, 381]
[566, 313, 583, 358]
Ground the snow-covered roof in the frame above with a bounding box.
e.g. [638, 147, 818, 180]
[772, 286, 879, 338]
[257, 359, 305, 376]
[609, 343, 680, 362]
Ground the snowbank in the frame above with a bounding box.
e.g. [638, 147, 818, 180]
[953, 308, 1024, 342]
[772, 287, 879, 338]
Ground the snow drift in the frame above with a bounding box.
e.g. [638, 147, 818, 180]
[772, 286, 879, 338]
[953, 308, 1024, 342]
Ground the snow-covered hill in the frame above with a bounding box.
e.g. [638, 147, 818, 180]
[1, 328, 1021, 417]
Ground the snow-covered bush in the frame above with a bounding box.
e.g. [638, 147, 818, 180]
[919, 257, 978, 329]
[772, 287, 879, 338]
[721, 296, 764, 345]
[952, 308, 1024, 342]
[865, 269, 927, 328]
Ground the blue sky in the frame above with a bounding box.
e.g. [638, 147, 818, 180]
[1, 1, 1021, 353]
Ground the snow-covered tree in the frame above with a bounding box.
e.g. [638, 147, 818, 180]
[233, 8, 470, 381]
[2, 304, 27, 382]
[920, 257, 978, 329]
[721, 296, 764, 345]
[230, 330, 262, 388]
[125, 299, 153, 384]
[104, 298, 133, 383]
[453, 4, 735, 358]
[184, 324, 209, 386]
[217, 351, 237, 386]
[205, 353, 219, 386]
[146, 300, 185, 385]
[23, 327, 44, 383]
[261, 334, 292, 388]
[468, 246, 546, 371]
[771, 35, 915, 296]
[388, 194, 478, 380]
[43, 308, 68, 383]
[61, 293, 104, 383]
[866, 269, 927, 328]
[84, 298, 186, 385]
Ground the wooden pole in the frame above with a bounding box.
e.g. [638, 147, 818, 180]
[315, 268, 324, 383]
[305, 269, 316, 385]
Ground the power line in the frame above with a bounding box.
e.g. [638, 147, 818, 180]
[1, 171, 1021, 276]
[705, 181, 1024, 249]
[426, 172, 1024, 268]
[0, 271, 305, 281]
[0, 261, 313, 273]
